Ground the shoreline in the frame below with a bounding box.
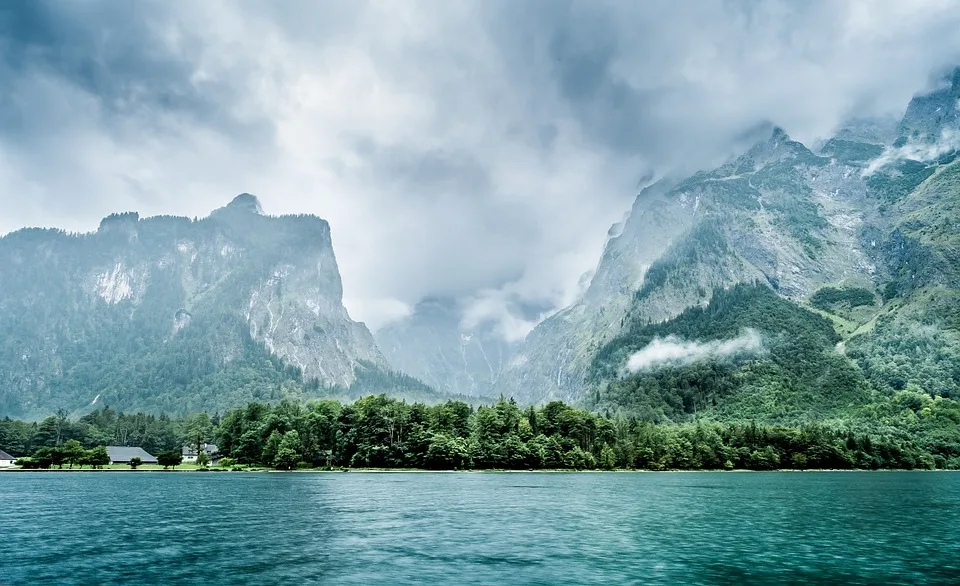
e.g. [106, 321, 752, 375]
[1, 467, 954, 474]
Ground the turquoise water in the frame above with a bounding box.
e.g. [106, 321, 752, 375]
[2, 471, 960, 585]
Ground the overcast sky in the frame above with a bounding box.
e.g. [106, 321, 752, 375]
[3, 1, 960, 334]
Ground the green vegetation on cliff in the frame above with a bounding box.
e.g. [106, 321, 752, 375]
[810, 287, 877, 312]
[592, 283, 871, 423]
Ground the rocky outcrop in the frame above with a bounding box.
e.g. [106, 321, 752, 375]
[899, 67, 960, 143]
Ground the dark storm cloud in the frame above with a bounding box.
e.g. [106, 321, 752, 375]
[0, 2, 272, 143]
[479, 0, 960, 167]
[3, 0, 960, 332]
[481, 1, 666, 156]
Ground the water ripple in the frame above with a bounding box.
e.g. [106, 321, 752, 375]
[2, 471, 960, 585]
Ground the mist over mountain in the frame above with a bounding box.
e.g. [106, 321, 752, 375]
[374, 296, 521, 398]
[379, 66, 960, 425]
[523, 66, 960, 421]
[8, 9, 960, 584]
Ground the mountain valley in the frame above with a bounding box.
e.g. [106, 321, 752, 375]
[3, 70, 960, 427]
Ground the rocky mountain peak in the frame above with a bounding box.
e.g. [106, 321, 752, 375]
[0, 195, 388, 416]
[221, 193, 264, 215]
[737, 125, 814, 169]
[374, 294, 519, 399]
[899, 66, 960, 142]
[769, 126, 790, 143]
[97, 212, 140, 239]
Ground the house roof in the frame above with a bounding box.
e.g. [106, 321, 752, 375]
[106, 446, 158, 463]
[0, 450, 15, 460]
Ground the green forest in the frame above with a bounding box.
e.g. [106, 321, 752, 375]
[592, 283, 872, 421]
[3, 391, 960, 471]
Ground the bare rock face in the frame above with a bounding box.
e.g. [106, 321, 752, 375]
[0, 194, 386, 416]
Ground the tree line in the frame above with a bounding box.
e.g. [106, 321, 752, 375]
[6, 393, 957, 471]
[210, 395, 955, 470]
[17, 442, 112, 469]
[0, 407, 216, 457]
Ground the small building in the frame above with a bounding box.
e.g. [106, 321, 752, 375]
[182, 443, 220, 464]
[0, 450, 17, 467]
[106, 446, 158, 465]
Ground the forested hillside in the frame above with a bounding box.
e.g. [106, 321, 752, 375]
[590, 283, 873, 422]
[504, 68, 960, 431]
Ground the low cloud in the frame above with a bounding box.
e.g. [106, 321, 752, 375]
[624, 328, 764, 373]
[460, 288, 553, 343]
[863, 128, 960, 176]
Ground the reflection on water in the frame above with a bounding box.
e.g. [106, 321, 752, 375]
[3, 471, 960, 585]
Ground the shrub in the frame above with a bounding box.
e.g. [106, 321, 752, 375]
[15, 457, 42, 469]
[810, 286, 876, 311]
[157, 451, 183, 469]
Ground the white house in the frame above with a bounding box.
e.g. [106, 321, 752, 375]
[0, 450, 17, 467]
[182, 443, 220, 464]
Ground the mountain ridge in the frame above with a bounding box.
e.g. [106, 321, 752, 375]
[565, 67, 960, 420]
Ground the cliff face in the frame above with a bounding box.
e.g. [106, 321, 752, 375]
[496, 127, 884, 403]
[0, 194, 386, 417]
[898, 68, 960, 143]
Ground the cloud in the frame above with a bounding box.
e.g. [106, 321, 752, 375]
[863, 128, 960, 176]
[624, 329, 764, 373]
[460, 288, 554, 343]
[3, 1, 960, 333]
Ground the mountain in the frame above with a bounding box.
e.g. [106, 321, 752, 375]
[0, 194, 391, 417]
[497, 125, 884, 404]
[374, 297, 519, 398]
[898, 67, 960, 143]
[494, 66, 960, 419]
[375, 67, 960, 414]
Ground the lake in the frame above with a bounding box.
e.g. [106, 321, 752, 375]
[2, 471, 959, 585]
